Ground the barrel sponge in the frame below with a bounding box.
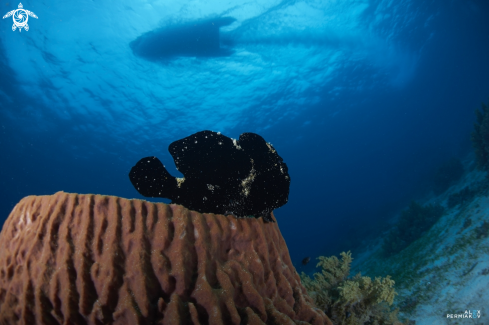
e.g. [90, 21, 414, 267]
[0, 192, 331, 325]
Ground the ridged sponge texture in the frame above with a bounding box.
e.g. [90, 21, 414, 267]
[0, 192, 331, 325]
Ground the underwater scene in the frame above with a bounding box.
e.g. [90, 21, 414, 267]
[0, 0, 488, 324]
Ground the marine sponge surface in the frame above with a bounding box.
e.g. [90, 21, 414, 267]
[0, 192, 330, 325]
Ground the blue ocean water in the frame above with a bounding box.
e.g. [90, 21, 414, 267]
[0, 0, 488, 273]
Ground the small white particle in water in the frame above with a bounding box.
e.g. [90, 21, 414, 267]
[195, 141, 198, 143]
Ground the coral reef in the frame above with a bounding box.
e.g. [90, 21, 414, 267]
[300, 252, 402, 325]
[398, 297, 419, 314]
[432, 158, 464, 195]
[475, 220, 489, 239]
[0, 192, 330, 325]
[456, 217, 472, 234]
[447, 186, 477, 209]
[382, 201, 444, 257]
[461, 262, 478, 277]
[471, 100, 489, 170]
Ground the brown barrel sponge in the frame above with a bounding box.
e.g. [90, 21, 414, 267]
[0, 192, 331, 325]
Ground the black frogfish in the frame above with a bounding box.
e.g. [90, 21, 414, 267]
[129, 130, 290, 222]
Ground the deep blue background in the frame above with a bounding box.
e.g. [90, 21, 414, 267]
[1, 0, 489, 270]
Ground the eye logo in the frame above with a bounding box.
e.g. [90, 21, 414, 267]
[2, 3, 38, 32]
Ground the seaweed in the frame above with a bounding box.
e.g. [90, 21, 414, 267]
[456, 217, 472, 234]
[461, 262, 478, 276]
[475, 220, 489, 239]
[447, 186, 477, 209]
[382, 201, 445, 257]
[471, 100, 489, 170]
[301, 251, 404, 325]
[398, 297, 419, 314]
[433, 158, 464, 195]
